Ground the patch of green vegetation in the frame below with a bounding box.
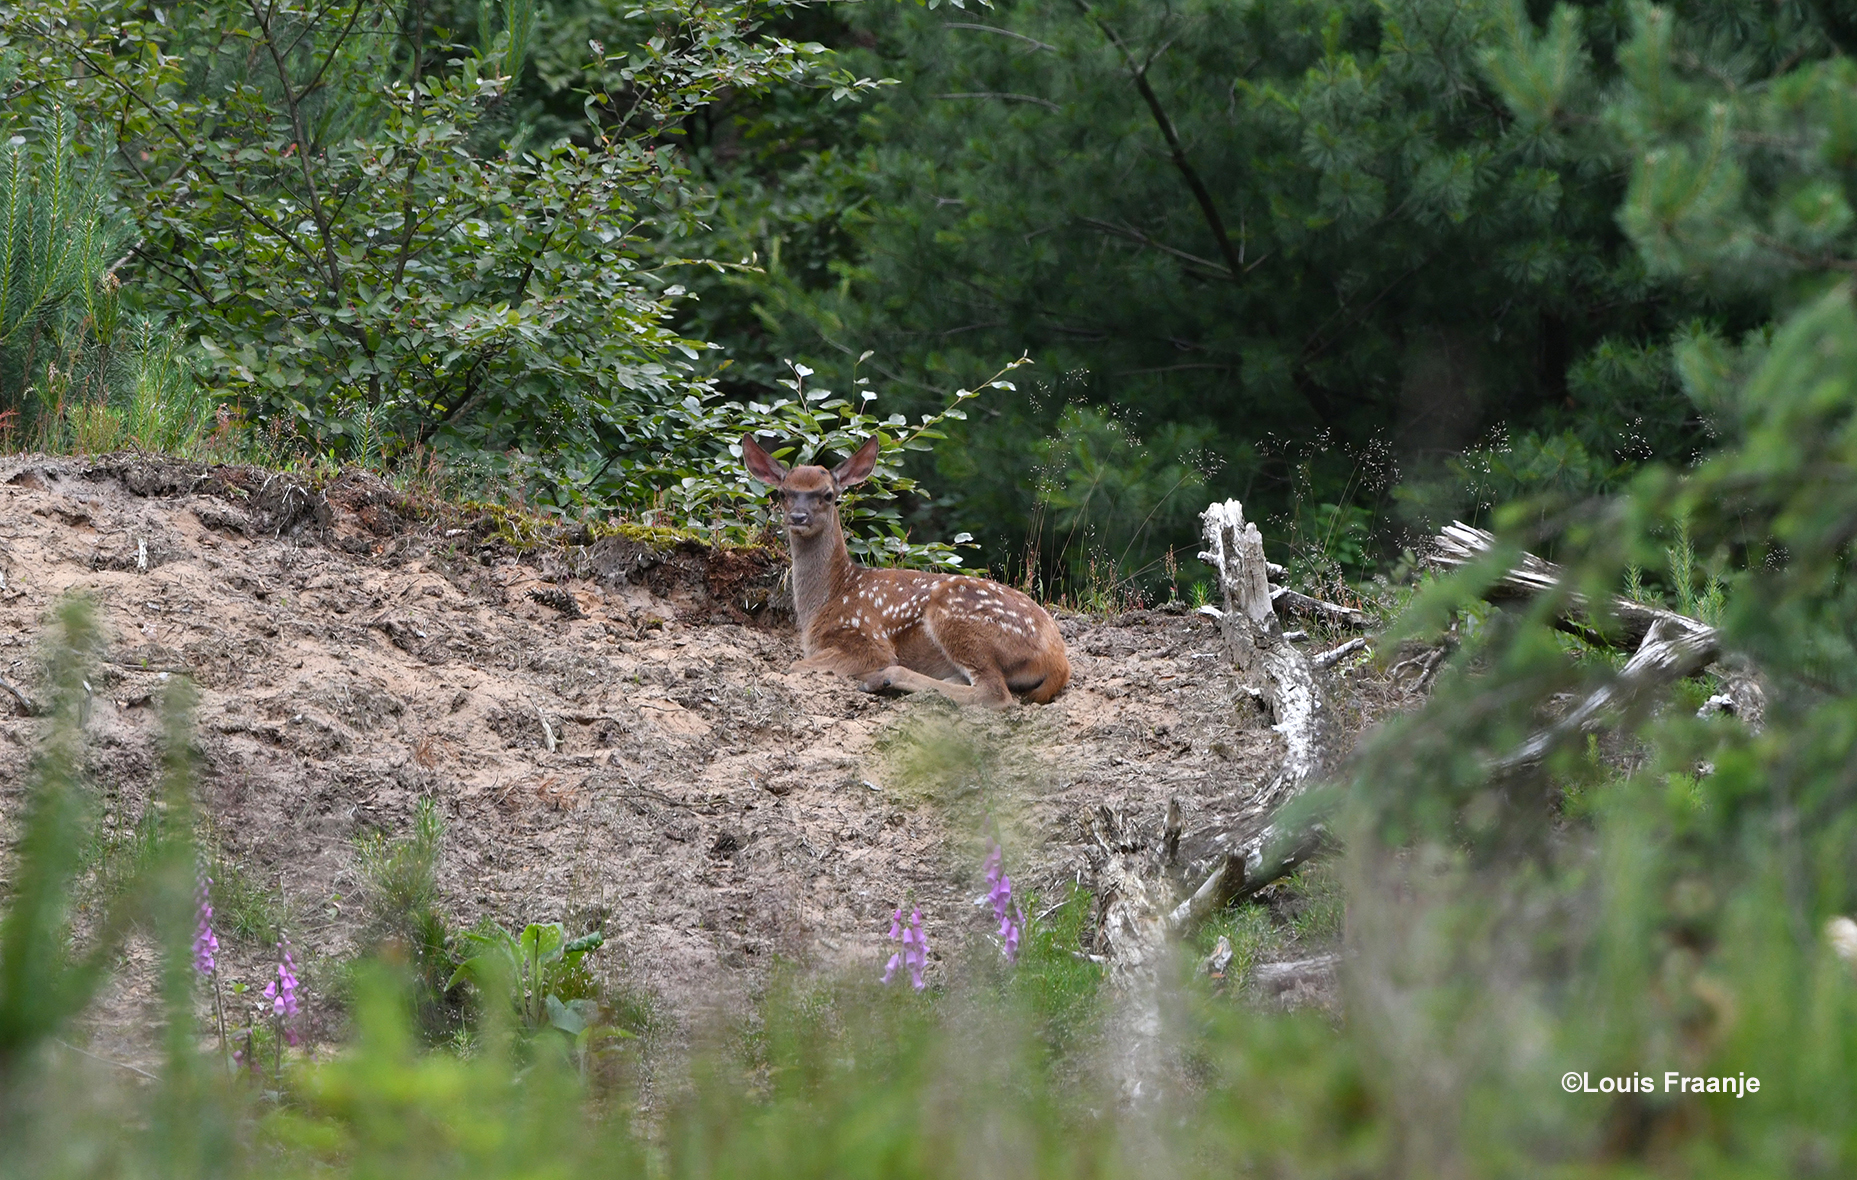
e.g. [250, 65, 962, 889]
[1192, 860, 1346, 998]
[440, 505, 769, 560]
[872, 711, 1043, 838]
[597, 978, 662, 1046]
[1196, 904, 1280, 990]
[1670, 673, 1717, 715]
[454, 501, 569, 551]
[83, 810, 162, 916]
[1284, 861, 1345, 946]
[449, 920, 613, 1036]
[354, 801, 443, 941]
[352, 799, 461, 1042]
[204, 851, 293, 946]
[588, 519, 710, 549]
[1003, 886, 1104, 1062]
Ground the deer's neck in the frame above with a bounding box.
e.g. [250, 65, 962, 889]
[789, 521, 857, 643]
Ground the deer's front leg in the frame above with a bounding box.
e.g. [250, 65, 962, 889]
[859, 664, 1011, 708]
[792, 633, 895, 680]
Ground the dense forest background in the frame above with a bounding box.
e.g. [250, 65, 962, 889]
[5, 0, 1836, 596]
[677, 0, 1726, 587]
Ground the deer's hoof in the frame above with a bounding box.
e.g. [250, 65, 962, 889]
[858, 668, 897, 693]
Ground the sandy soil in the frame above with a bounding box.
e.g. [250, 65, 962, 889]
[0, 453, 1404, 1070]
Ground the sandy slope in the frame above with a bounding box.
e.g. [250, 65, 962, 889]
[0, 453, 1395, 1069]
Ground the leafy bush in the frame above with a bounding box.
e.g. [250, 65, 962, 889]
[448, 920, 618, 1048]
[0, 1, 999, 568]
[0, 0, 876, 484]
[574, 357, 1020, 567]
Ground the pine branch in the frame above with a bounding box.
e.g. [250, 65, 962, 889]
[933, 92, 1060, 112]
[1073, 2, 1247, 285]
[1079, 216, 1232, 280]
[943, 24, 1057, 52]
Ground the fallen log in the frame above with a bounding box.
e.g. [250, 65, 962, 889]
[1271, 585, 1369, 628]
[1430, 521, 1764, 742]
[1493, 615, 1719, 773]
[1164, 823, 1325, 936]
[1313, 636, 1369, 669]
[1433, 520, 1704, 650]
[1251, 952, 1341, 999]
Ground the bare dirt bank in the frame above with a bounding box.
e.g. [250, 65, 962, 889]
[0, 453, 1403, 1068]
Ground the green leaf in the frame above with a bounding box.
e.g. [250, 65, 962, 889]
[445, 953, 498, 992]
[545, 993, 587, 1035]
[562, 931, 605, 955]
[520, 922, 565, 965]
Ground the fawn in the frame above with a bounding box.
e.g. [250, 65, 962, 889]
[742, 434, 1071, 708]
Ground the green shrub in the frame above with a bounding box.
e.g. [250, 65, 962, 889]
[355, 801, 444, 943]
[354, 799, 461, 1041]
[448, 920, 610, 1039]
[0, 116, 218, 456]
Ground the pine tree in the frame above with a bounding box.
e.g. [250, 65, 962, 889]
[683, 0, 1851, 586]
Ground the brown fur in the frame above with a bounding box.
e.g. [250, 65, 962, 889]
[742, 434, 1071, 708]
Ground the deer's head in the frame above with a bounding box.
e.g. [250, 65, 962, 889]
[742, 434, 880, 540]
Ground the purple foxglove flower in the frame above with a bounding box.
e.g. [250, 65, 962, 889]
[263, 939, 302, 1044]
[881, 906, 929, 991]
[904, 908, 929, 991]
[989, 872, 1012, 916]
[984, 841, 1011, 914]
[983, 841, 1025, 965]
[192, 876, 219, 976]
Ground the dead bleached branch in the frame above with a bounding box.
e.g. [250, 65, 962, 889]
[1092, 500, 1347, 1099]
[1429, 521, 1763, 756]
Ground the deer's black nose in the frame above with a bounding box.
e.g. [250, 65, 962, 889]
[787, 511, 811, 528]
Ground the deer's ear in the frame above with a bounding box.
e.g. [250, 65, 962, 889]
[833, 435, 881, 487]
[741, 434, 788, 486]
